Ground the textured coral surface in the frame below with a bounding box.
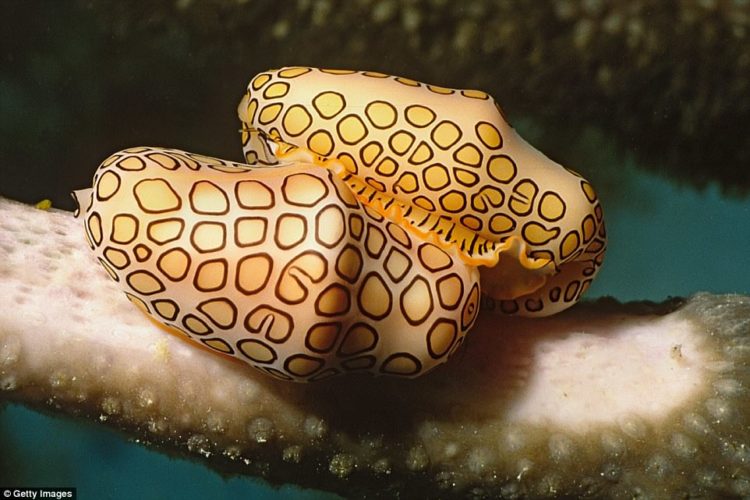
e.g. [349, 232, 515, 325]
[2, 198, 750, 498]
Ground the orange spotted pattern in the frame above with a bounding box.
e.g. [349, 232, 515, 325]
[239, 67, 606, 316]
[76, 147, 479, 381]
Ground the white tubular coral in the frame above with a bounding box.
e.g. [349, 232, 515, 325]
[1, 197, 750, 498]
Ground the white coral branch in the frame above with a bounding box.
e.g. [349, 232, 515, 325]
[1, 197, 749, 498]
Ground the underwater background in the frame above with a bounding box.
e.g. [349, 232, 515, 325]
[0, 1, 748, 498]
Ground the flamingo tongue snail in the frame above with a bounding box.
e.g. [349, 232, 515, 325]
[239, 68, 606, 314]
[72, 67, 606, 381]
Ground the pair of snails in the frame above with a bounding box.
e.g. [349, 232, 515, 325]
[74, 67, 606, 382]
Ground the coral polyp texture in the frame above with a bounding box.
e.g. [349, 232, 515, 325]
[73, 68, 605, 381]
[1, 198, 750, 498]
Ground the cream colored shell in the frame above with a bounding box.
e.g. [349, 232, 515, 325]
[239, 67, 606, 316]
[75, 147, 480, 381]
